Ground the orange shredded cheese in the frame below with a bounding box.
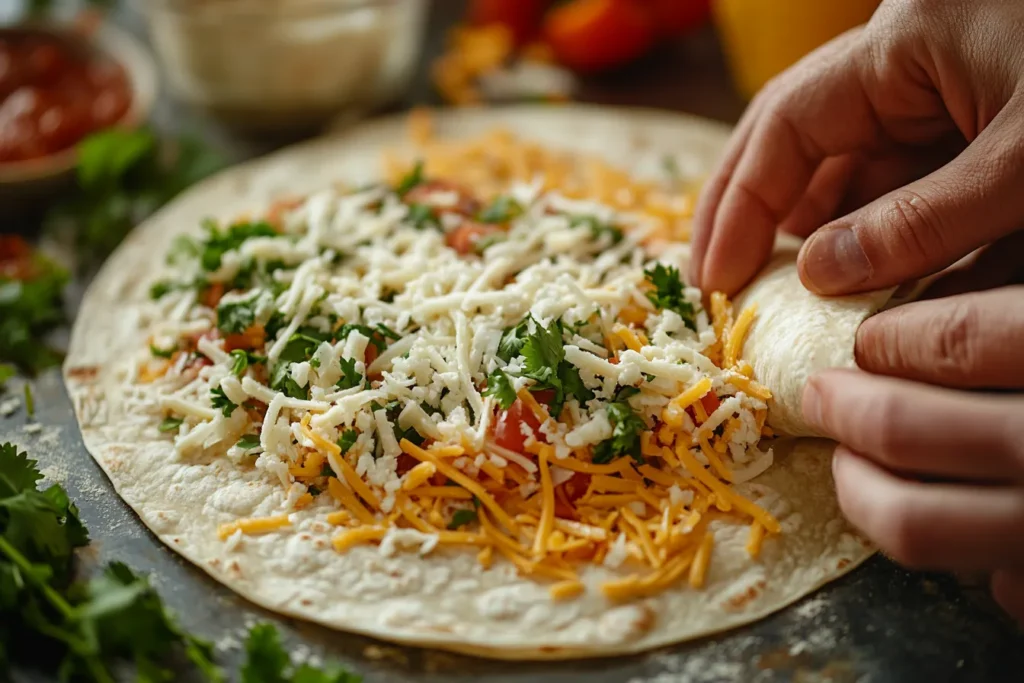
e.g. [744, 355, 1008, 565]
[218, 514, 291, 540]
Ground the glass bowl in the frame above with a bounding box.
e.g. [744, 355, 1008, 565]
[140, 0, 428, 133]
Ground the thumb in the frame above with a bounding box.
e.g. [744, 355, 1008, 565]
[797, 97, 1024, 296]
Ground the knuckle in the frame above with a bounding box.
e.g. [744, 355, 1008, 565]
[880, 189, 950, 268]
[931, 302, 979, 376]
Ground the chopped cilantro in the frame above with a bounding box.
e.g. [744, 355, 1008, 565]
[216, 292, 260, 334]
[230, 349, 250, 376]
[236, 434, 261, 450]
[198, 220, 278, 272]
[42, 128, 223, 270]
[308, 485, 322, 496]
[241, 622, 362, 683]
[337, 357, 363, 390]
[568, 214, 623, 244]
[337, 429, 358, 454]
[23, 383, 34, 417]
[395, 160, 424, 195]
[482, 369, 517, 410]
[149, 280, 174, 300]
[477, 195, 523, 223]
[374, 323, 401, 341]
[0, 248, 68, 373]
[496, 317, 530, 362]
[592, 398, 646, 465]
[158, 416, 183, 432]
[210, 386, 237, 417]
[644, 263, 697, 332]
[447, 509, 478, 530]
[406, 203, 441, 230]
[519, 318, 595, 416]
[320, 462, 336, 477]
[150, 342, 178, 358]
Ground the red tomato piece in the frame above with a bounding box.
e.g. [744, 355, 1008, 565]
[543, 0, 656, 72]
[700, 391, 721, 415]
[446, 221, 503, 255]
[0, 234, 36, 280]
[561, 471, 591, 503]
[404, 180, 481, 217]
[468, 0, 547, 45]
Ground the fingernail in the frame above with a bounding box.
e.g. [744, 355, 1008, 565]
[801, 227, 872, 293]
[802, 379, 824, 430]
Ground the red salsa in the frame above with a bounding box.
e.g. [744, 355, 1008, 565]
[0, 30, 131, 163]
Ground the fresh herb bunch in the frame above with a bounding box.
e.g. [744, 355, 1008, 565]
[0, 243, 69, 373]
[644, 263, 698, 332]
[44, 128, 224, 269]
[0, 442, 361, 682]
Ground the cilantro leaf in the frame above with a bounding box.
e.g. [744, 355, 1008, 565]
[374, 323, 400, 341]
[520, 318, 564, 386]
[150, 343, 177, 359]
[644, 264, 697, 332]
[237, 434, 261, 450]
[0, 442, 43, 496]
[337, 429, 358, 455]
[240, 622, 361, 682]
[558, 363, 594, 408]
[158, 417, 183, 433]
[568, 214, 623, 244]
[477, 195, 523, 223]
[230, 349, 250, 376]
[592, 400, 646, 465]
[0, 249, 68, 374]
[337, 358, 363, 390]
[496, 318, 530, 362]
[482, 369, 516, 410]
[447, 509, 478, 530]
[394, 160, 424, 196]
[406, 203, 442, 231]
[199, 220, 278, 272]
[210, 386, 237, 417]
[217, 294, 260, 334]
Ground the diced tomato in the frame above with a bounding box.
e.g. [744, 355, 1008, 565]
[404, 179, 481, 217]
[200, 282, 225, 309]
[561, 472, 591, 503]
[642, 0, 710, 37]
[700, 391, 721, 415]
[364, 342, 379, 368]
[492, 387, 557, 454]
[468, 0, 547, 45]
[396, 453, 418, 476]
[446, 221, 503, 256]
[543, 0, 656, 72]
[0, 234, 36, 280]
[223, 324, 265, 352]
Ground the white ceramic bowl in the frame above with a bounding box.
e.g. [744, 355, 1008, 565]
[140, 0, 427, 133]
[0, 21, 159, 213]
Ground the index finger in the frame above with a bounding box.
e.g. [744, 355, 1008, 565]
[698, 28, 883, 295]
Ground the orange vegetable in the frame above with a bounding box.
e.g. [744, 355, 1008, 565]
[469, 0, 548, 45]
[544, 0, 656, 72]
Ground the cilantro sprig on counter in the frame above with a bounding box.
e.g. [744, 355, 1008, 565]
[0, 248, 68, 374]
[485, 316, 594, 416]
[44, 128, 224, 270]
[645, 263, 698, 332]
[0, 442, 362, 682]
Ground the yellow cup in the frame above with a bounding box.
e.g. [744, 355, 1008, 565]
[713, 0, 881, 99]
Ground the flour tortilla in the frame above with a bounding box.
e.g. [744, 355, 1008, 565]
[64, 105, 889, 659]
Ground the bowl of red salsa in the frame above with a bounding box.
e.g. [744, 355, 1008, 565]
[0, 20, 157, 208]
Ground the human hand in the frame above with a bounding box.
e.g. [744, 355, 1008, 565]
[801, 285, 1024, 624]
[689, 0, 1024, 297]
